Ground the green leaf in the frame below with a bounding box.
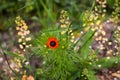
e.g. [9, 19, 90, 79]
[4, 51, 24, 60]
[81, 29, 95, 59]
[87, 70, 97, 80]
[96, 57, 119, 68]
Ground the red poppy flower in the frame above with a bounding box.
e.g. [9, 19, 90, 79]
[46, 37, 59, 49]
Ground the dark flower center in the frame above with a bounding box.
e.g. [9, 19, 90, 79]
[50, 41, 56, 47]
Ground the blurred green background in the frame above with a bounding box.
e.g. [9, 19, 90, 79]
[0, 0, 117, 31]
[0, 0, 94, 31]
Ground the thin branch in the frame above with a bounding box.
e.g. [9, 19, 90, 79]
[0, 49, 19, 76]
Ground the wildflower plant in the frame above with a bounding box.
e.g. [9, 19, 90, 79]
[31, 10, 79, 80]
[15, 16, 32, 52]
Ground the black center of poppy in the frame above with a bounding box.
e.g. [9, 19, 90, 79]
[50, 41, 56, 47]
